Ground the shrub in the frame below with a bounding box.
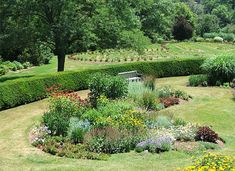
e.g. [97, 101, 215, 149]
[173, 118, 187, 126]
[88, 73, 128, 107]
[22, 62, 32, 69]
[136, 135, 175, 153]
[223, 33, 235, 42]
[0, 57, 204, 110]
[2, 61, 17, 71]
[86, 126, 145, 154]
[160, 97, 179, 108]
[203, 32, 218, 39]
[174, 123, 198, 141]
[143, 76, 156, 91]
[201, 55, 235, 85]
[182, 153, 235, 171]
[42, 136, 107, 160]
[195, 126, 219, 143]
[43, 93, 87, 136]
[140, 92, 158, 111]
[0, 65, 9, 76]
[195, 37, 204, 42]
[155, 116, 173, 129]
[214, 36, 223, 42]
[174, 90, 191, 101]
[189, 75, 208, 87]
[67, 118, 91, 144]
[172, 17, 193, 41]
[157, 86, 174, 98]
[128, 82, 151, 100]
[13, 61, 24, 70]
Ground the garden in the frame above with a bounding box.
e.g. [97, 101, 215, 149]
[24, 54, 234, 170]
[1, 0, 235, 170]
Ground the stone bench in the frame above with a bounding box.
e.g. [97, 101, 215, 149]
[118, 71, 142, 82]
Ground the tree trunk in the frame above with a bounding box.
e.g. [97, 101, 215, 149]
[57, 52, 65, 72]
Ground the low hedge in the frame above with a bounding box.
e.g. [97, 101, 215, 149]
[0, 57, 204, 110]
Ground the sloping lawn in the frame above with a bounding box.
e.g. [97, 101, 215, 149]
[0, 77, 234, 171]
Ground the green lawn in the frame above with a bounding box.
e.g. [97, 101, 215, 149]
[1, 42, 235, 83]
[0, 76, 234, 171]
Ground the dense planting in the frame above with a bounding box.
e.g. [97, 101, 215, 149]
[0, 61, 32, 76]
[0, 57, 204, 110]
[31, 74, 225, 160]
[189, 55, 235, 87]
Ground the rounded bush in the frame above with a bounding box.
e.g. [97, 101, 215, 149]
[172, 17, 193, 41]
[201, 55, 235, 85]
[214, 37, 223, 43]
[0, 65, 9, 76]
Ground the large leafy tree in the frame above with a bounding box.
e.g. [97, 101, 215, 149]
[140, 0, 176, 40]
[23, 0, 95, 71]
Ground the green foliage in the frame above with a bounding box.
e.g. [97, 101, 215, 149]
[201, 55, 235, 85]
[172, 17, 194, 41]
[214, 36, 223, 42]
[42, 136, 107, 160]
[196, 14, 220, 36]
[155, 116, 173, 129]
[118, 29, 150, 54]
[140, 0, 175, 40]
[157, 86, 175, 98]
[43, 96, 85, 136]
[189, 75, 208, 87]
[183, 153, 235, 171]
[88, 73, 128, 107]
[0, 65, 9, 76]
[140, 91, 158, 111]
[143, 76, 156, 91]
[0, 57, 204, 110]
[67, 118, 90, 144]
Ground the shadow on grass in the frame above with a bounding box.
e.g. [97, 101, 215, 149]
[0, 75, 34, 83]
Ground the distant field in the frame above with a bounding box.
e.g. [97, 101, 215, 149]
[1, 42, 235, 83]
[72, 42, 235, 61]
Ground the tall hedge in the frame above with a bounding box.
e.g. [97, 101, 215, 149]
[0, 57, 204, 110]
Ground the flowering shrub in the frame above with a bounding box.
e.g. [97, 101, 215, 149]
[43, 85, 89, 136]
[174, 123, 198, 141]
[31, 125, 51, 147]
[195, 126, 220, 143]
[181, 153, 235, 171]
[135, 135, 175, 153]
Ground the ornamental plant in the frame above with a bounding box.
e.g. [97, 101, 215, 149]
[181, 153, 235, 171]
[201, 55, 235, 85]
[135, 135, 175, 153]
[195, 126, 219, 143]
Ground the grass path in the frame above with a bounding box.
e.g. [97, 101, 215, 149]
[0, 77, 235, 171]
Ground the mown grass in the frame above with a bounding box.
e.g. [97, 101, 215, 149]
[0, 76, 234, 171]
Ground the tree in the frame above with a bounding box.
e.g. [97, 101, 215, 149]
[140, 0, 175, 40]
[196, 14, 220, 36]
[24, 0, 95, 71]
[212, 5, 231, 27]
[172, 17, 194, 41]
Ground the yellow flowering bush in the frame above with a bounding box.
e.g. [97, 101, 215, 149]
[181, 153, 235, 171]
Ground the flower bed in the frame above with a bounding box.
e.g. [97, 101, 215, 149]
[31, 73, 225, 160]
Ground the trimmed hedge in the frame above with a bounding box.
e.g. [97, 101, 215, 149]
[0, 57, 204, 110]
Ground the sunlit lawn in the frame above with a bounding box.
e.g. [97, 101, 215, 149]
[0, 76, 234, 171]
